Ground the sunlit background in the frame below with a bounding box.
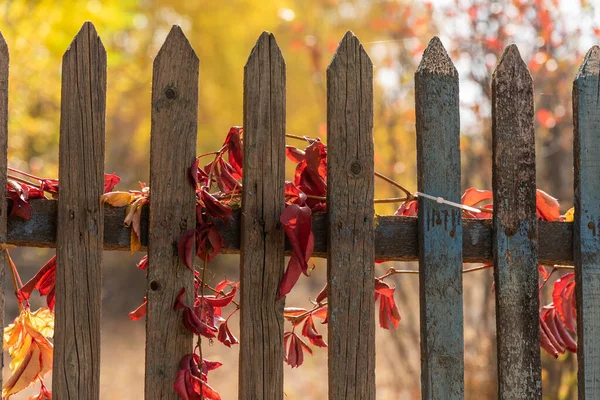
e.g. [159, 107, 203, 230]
[1, 0, 599, 398]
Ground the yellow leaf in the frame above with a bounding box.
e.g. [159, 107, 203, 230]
[100, 191, 133, 207]
[564, 207, 574, 222]
[3, 308, 54, 397]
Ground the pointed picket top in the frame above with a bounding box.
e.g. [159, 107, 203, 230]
[245, 31, 283, 69]
[64, 21, 105, 58]
[155, 25, 198, 66]
[493, 44, 531, 83]
[327, 30, 372, 71]
[576, 45, 600, 80]
[417, 36, 457, 77]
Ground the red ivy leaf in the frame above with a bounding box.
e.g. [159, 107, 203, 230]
[552, 273, 576, 332]
[278, 204, 314, 298]
[286, 145, 306, 163]
[40, 178, 59, 195]
[375, 280, 401, 330]
[536, 189, 561, 221]
[223, 126, 243, 175]
[137, 255, 148, 270]
[129, 297, 147, 321]
[284, 332, 312, 368]
[174, 288, 218, 338]
[8, 180, 31, 220]
[17, 255, 56, 310]
[203, 282, 239, 308]
[175, 354, 222, 400]
[315, 284, 328, 303]
[394, 200, 418, 217]
[178, 229, 196, 270]
[461, 187, 492, 207]
[301, 315, 327, 348]
[217, 320, 239, 347]
[284, 181, 307, 206]
[103, 173, 121, 193]
[278, 256, 303, 299]
[201, 189, 233, 221]
[196, 223, 225, 264]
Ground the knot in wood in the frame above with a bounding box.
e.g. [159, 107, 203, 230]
[588, 221, 595, 230]
[164, 86, 177, 100]
[349, 160, 362, 176]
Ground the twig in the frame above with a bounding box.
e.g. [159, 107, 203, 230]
[374, 171, 413, 200]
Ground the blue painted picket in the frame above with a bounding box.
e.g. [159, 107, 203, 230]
[415, 37, 464, 400]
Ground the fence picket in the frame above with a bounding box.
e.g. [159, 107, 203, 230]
[573, 45, 600, 398]
[239, 32, 286, 400]
[326, 31, 375, 400]
[53, 22, 106, 399]
[492, 45, 541, 399]
[415, 37, 464, 399]
[145, 26, 198, 399]
[0, 31, 8, 390]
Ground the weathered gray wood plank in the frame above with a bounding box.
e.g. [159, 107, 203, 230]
[0, 31, 8, 390]
[415, 37, 463, 400]
[326, 31, 375, 400]
[145, 26, 198, 400]
[492, 44, 541, 399]
[5, 201, 575, 264]
[238, 32, 286, 400]
[573, 45, 600, 399]
[53, 22, 105, 399]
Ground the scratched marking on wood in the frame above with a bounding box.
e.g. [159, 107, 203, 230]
[0, 31, 8, 390]
[239, 32, 286, 400]
[492, 44, 541, 399]
[326, 31, 375, 400]
[145, 26, 198, 400]
[573, 45, 600, 399]
[54, 22, 106, 399]
[415, 37, 463, 400]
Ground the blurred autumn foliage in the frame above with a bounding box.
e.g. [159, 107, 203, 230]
[1, 0, 598, 398]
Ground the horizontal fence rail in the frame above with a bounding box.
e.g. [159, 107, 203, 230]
[7, 199, 574, 264]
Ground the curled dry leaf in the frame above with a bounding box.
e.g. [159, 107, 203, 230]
[100, 191, 133, 207]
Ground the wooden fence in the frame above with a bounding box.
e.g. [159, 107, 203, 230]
[0, 21, 598, 399]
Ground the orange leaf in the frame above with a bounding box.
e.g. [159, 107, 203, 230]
[3, 308, 54, 397]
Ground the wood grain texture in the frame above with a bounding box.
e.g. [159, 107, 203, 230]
[492, 44, 541, 399]
[415, 37, 463, 400]
[0, 31, 8, 390]
[573, 45, 600, 399]
[53, 22, 105, 399]
[6, 202, 574, 264]
[145, 26, 198, 400]
[326, 31, 375, 400]
[238, 32, 286, 400]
